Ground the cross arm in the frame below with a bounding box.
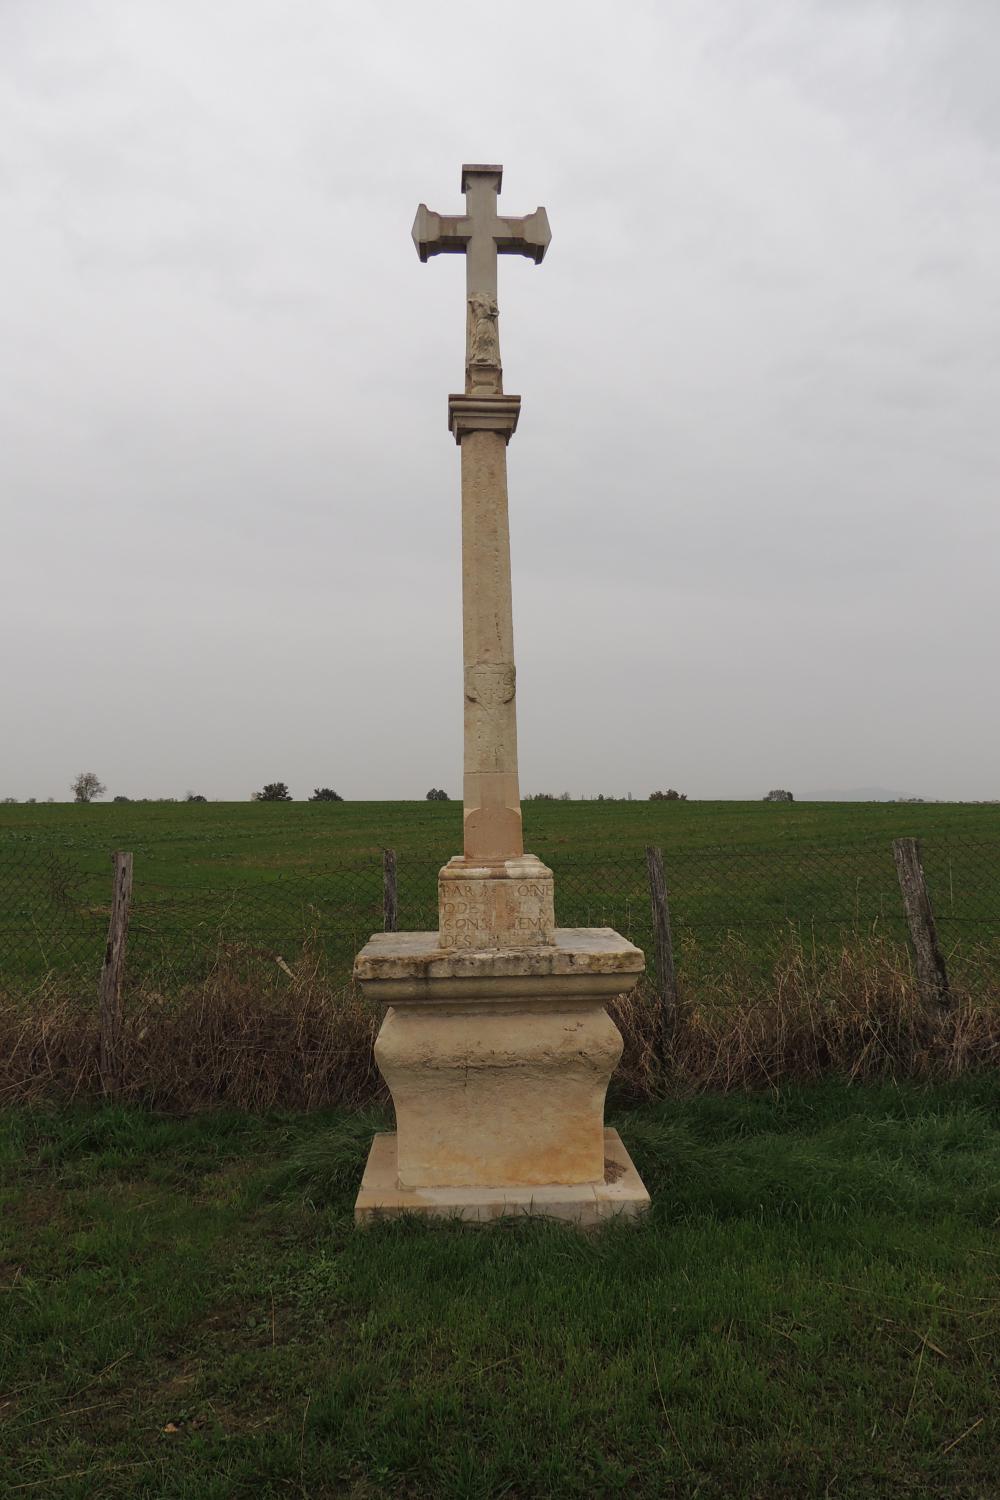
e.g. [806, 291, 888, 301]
[412, 204, 472, 261]
[495, 208, 551, 264]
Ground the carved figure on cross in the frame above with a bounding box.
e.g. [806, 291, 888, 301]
[412, 164, 551, 395]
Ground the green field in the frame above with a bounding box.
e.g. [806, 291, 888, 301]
[4, 795, 1000, 862]
[3, 1079, 999, 1498]
[2, 800, 998, 988]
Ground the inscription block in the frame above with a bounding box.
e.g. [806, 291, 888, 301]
[438, 856, 555, 950]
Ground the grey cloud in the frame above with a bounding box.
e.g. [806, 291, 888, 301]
[1, 0, 997, 802]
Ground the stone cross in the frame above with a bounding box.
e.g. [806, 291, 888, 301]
[352, 165, 649, 1227]
[413, 164, 550, 396]
[412, 165, 551, 870]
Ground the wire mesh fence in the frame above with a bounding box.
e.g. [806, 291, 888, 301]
[1, 838, 999, 994]
[0, 849, 386, 987]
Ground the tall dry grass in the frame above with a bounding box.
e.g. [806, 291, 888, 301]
[1, 935, 998, 1111]
[0, 947, 383, 1112]
[611, 934, 1000, 1100]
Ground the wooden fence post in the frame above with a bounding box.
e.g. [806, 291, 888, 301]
[892, 837, 951, 1013]
[99, 851, 134, 1095]
[645, 845, 678, 1056]
[382, 847, 398, 933]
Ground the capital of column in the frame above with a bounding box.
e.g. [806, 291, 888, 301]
[448, 393, 521, 445]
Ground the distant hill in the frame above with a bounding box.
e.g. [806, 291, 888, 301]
[800, 787, 906, 802]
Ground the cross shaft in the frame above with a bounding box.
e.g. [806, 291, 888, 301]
[413, 164, 549, 867]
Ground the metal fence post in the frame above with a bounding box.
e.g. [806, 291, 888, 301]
[99, 850, 134, 1095]
[892, 837, 951, 1013]
[645, 845, 678, 1056]
[382, 848, 398, 933]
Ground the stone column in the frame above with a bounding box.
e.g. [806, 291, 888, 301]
[440, 394, 555, 950]
[460, 426, 521, 860]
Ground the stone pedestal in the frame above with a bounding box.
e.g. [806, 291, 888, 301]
[353, 929, 650, 1225]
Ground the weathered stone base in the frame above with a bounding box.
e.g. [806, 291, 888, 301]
[355, 927, 643, 1002]
[375, 998, 622, 1187]
[355, 1128, 649, 1227]
[353, 927, 651, 1224]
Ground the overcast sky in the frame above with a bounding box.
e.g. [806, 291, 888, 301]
[2, 0, 998, 802]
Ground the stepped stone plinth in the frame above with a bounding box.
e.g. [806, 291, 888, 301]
[354, 930, 648, 1223]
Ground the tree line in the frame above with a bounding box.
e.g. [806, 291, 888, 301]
[31, 774, 451, 804]
[3, 774, 801, 806]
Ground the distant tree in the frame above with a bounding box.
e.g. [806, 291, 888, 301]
[113, 795, 131, 803]
[72, 771, 106, 804]
[310, 787, 344, 802]
[650, 789, 687, 801]
[26, 797, 36, 805]
[763, 789, 794, 803]
[258, 782, 292, 802]
[425, 788, 450, 801]
[1, 796, 16, 804]
[185, 792, 207, 803]
[527, 792, 556, 802]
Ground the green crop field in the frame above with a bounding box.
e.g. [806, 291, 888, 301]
[3, 795, 1000, 865]
[2, 800, 999, 989]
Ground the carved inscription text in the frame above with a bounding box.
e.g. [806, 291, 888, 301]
[438, 871, 556, 950]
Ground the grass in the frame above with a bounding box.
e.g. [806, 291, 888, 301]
[3, 1079, 1000, 1497]
[2, 800, 999, 988]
